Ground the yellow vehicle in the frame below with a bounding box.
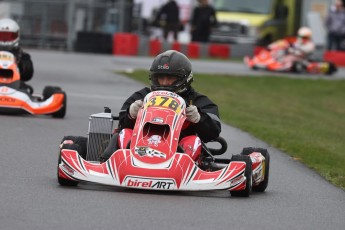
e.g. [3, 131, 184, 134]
[210, 0, 302, 45]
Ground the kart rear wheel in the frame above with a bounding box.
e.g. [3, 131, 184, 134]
[230, 155, 252, 197]
[291, 61, 306, 73]
[60, 136, 87, 159]
[241, 147, 270, 192]
[326, 62, 337, 75]
[57, 143, 81, 186]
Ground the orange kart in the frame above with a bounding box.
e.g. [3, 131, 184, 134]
[244, 38, 337, 75]
[0, 51, 66, 118]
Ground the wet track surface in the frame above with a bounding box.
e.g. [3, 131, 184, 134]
[0, 50, 344, 230]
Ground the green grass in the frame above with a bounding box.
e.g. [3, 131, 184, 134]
[119, 70, 345, 190]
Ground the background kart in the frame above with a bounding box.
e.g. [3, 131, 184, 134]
[57, 91, 270, 197]
[0, 51, 67, 118]
[244, 38, 337, 75]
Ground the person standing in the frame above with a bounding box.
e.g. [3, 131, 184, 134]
[190, 0, 217, 43]
[325, 0, 345, 50]
[153, 0, 180, 41]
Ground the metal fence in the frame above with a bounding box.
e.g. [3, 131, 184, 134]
[0, 0, 135, 51]
[3, 0, 336, 53]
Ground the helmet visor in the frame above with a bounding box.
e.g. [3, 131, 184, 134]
[151, 73, 179, 86]
[0, 31, 19, 42]
[298, 35, 310, 41]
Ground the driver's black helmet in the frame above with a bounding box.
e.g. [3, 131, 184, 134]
[149, 50, 193, 95]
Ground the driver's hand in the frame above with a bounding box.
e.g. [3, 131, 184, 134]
[129, 100, 143, 119]
[186, 105, 200, 123]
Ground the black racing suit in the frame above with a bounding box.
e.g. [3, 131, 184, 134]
[191, 4, 217, 42]
[100, 87, 221, 161]
[154, 0, 180, 40]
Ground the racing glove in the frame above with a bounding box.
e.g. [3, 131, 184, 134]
[186, 105, 200, 123]
[129, 100, 143, 119]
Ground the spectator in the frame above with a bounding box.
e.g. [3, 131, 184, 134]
[190, 0, 217, 43]
[325, 0, 345, 50]
[153, 0, 180, 41]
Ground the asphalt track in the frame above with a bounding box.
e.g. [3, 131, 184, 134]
[0, 50, 344, 230]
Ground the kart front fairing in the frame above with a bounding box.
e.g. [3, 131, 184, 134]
[59, 91, 248, 191]
[131, 90, 187, 164]
[0, 85, 65, 115]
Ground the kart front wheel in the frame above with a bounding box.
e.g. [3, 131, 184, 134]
[60, 136, 87, 159]
[43, 86, 67, 118]
[57, 143, 81, 186]
[241, 147, 270, 192]
[43, 86, 62, 100]
[230, 155, 252, 197]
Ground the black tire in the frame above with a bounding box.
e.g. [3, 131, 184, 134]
[57, 143, 81, 186]
[240, 147, 270, 192]
[291, 61, 305, 73]
[326, 62, 337, 75]
[42, 86, 67, 118]
[60, 136, 87, 159]
[230, 155, 252, 197]
[43, 86, 62, 100]
[52, 91, 67, 118]
[20, 73, 33, 82]
[258, 35, 272, 46]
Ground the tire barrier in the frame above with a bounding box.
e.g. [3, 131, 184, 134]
[208, 44, 231, 59]
[75, 32, 113, 54]
[110, 33, 342, 66]
[149, 39, 161, 56]
[324, 51, 345, 67]
[148, 41, 231, 59]
[187, 42, 200, 59]
[74, 32, 343, 67]
[113, 33, 139, 56]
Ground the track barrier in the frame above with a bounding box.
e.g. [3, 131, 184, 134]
[149, 39, 161, 56]
[323, 51, 345, 67]
[171, 41, 181, 52]
[187, 42, 200, 59]
[110, 33, 343, 68]
[208, 44, 231, 59]
[113, 33, 139, 56]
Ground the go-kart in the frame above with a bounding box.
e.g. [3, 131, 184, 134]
[0, 51, 66, 118]
[244, 38, 337, 75]
[57, 90, 270, 197]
